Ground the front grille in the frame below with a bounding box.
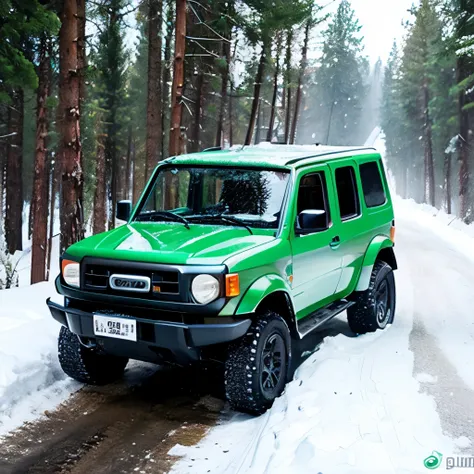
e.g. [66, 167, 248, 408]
[82, 259, 181, 300]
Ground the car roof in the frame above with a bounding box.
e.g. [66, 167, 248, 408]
[165, 143, 378, 170]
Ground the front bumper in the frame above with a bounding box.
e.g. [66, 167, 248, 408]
[47, 299, 251, 365]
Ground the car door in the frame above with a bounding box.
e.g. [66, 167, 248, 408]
[328, 159, 367, 295]
[290, 166, 343, 317]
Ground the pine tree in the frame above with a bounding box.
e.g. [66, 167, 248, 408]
[447, 0, 474, 221]
[243, 0, 312, 145]
[0, 0, 58, 254]
[92, 0, 130, 230]
[382, 3, 457, 208]
[31, 36, 53, 284]
[129, 17, 149, 204]
[58, 0, 84, 253]
[400, 0, 444, 207]
[310, 0, 367, 146]
[145, 0, 163, 180]
[169, 0, 186, 157]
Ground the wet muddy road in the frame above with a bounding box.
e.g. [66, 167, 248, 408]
[0, 319, 352, 474]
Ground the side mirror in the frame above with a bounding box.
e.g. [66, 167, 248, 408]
[116, 200, 132, 222]
[296, 209, 328, 234]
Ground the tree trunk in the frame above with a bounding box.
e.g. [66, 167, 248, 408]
[93, 130, 106, 235]
[5, 89, 24, 254]
[169, 0, 186, 158]
[444, 152, 452, 215]
[162, 2, 173, 160]
[132, 135, 142, 204]
[146, 0, 163, 180]
[46, 38, 58, 282]
[190, 73, 204, 153]
[267, 37, 281, 143]
[28, 183, 34, 240]
[229, 40, 239, 148]
[77, 0, 86, 107]
[216, 35, 231, 148]
[457, 56, 470, 221]
[58, 0, 84, 253]
[31, 37, 51, 284]
[422, 78, 435, 207]
[254, 98, 263, 144]
[284, 29, 293, 144]
[46, 155, 58, 280]
[245, 42, 267, 146]
[290, 21, 310, 145]
[125, 124, 133, 199]
[0, 129, 5, 234]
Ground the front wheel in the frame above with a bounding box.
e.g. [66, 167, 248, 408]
[348, 261, 396, 334]
[224, 312, 291, 415]
[58, 326, 129, 385]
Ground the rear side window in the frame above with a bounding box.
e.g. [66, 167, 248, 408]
[360, 161, 386, 208]
[334, 166, 360, 220]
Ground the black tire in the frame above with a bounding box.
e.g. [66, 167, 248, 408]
[224, 311, 291, 415]
[348, 260, 396, 335]
[58, 326, 129, 385]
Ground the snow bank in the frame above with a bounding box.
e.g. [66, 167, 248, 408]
[394, 197, 474, 264]
[0, 282, 79, 436]
[169, 324, 458, 474]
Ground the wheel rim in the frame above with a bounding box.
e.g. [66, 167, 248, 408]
[260, 333, 285, 398]
[375, 276, 391, 328]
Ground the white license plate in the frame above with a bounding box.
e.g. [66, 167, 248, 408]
[93, 314, 137, 342]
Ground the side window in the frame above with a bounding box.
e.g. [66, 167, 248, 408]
[334, 166, 360, 221]
[296, 172, 330, 232]
[360, 161, 386, 208]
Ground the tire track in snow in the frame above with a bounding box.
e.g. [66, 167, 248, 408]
[0, 364, 224, 474]
[400, 221, 474, 453]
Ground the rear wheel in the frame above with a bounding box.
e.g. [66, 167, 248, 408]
[58, 326, 129, 385]
[348, 261, 396, 334]
[224, 312, 291, 415]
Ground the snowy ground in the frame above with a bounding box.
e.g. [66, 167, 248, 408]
[0, 281, 80, 436]
[0, 232, 81, 437]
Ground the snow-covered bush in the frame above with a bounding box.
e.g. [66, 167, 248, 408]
[0, 238, 19, 290]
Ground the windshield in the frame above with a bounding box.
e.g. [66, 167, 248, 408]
[136, 167, 290, 229]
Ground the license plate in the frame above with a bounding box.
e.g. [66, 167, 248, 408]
[93, 314, 137, 342]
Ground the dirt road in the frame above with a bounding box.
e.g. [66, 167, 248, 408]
[0, 325, 337, 474]
[0, 363, 226, 474]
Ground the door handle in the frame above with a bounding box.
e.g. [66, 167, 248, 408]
[330, 236, 341, 249]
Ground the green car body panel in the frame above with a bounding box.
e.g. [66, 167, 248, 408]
[51, 145, 396, 362]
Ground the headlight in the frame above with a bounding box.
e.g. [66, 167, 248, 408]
[61, 259, 80, 288]
[191, 274, 220, 305]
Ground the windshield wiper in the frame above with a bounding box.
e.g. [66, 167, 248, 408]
[135, 211, 190, 229]
[188, 214, 253, 235]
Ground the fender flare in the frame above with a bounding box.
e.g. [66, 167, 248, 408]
[235, 274, 293, 316]
[356, 236, 396, 292]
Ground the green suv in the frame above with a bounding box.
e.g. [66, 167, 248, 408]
[47, 145, 397, 414]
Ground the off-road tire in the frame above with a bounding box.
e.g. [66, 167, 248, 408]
[58, 326, 129, 385]
[348, 260, 396, 334]
[224, 311, 291, 415]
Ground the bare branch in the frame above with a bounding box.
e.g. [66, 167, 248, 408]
[185, 53, 216, 58]
[188, 0, 238, 26]
[188, 39, 220, 58]
[181, 96, 196, 104]
[182, 99, 193, 117]
[186, 36, 228, 43]
[0, 132, 18, 140]
[188, 2, 232, 42]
